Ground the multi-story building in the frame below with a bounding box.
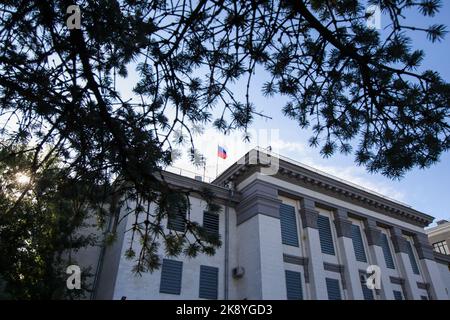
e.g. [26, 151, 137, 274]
[427, 220, 450, 256]
[426, 220, 450, 298]
[92, 148, 449, 300]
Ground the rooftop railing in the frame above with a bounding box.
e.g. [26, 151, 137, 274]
[253, 146, 411, 208]
[165, 146, 411, 209]
[165, 165, 215, 183]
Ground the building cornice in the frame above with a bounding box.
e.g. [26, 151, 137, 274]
[214, 149, 434, 227]
[159, 171, 241, 205]
[425, 222, 450, 237]
[433, 252, 450, 264]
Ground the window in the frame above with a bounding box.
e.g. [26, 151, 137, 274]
[351, 224, 367, 263]
[432, 240, 450, 255]
[318, 215, 335, 255]
[203, 211, 219, 236]
[279, 204, 299, 247]
[199, 265, 219, 299]
[380, 233, 395, 269]
[360, 276, 374, 300]
[405, 240, 420, 275]
[285, 270, 303, 300]
[326, 278, 342, 300]
[393, 290, 403, 300]
[420, 295, 428, 300]
[160, 259, 183, 295]
[167, 209, 186, 232]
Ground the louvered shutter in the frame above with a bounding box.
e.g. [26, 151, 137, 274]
[285, 270, 303, 300]
[280, 204, 299, 247]
[405, 240, 420, 275]
[318, 215, 335, 255]
[199, 265, 219, 299]
[380, 233, 395, 269]
[160, 259, 183, 295]
[203, 211, 219, 236]
[326, 278, 342, 300]
[167, 209, 186, 232]
[393, 290, 403, 300]
[361, 282, 374, 300]
[351, 224, 367, 262]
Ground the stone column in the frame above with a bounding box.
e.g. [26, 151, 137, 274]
[413, 233, 448, 300]
[235, 180, 286, 299]
[390, 227, 421, 300]
[363, 219, 394, 299]
[334, 208, 364, 299]
[299, 197, 328, 300]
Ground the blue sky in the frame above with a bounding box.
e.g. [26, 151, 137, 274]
[116, 3, 450, 224]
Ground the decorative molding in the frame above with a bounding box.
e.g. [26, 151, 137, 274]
[282, 254, 310, 283]
[364, 219, 382, 246]
[334, 208, 352, 238]
[235, 179, 281, 225]
[389, 276, 405, 285]
[283, 254, 308, 266]
[433, 251, 450, 264]
[390, 227, 409, 254]
[214, 150, 433, 227]
[413, 233, 436, 260]
[299, 198, 319, 229]
[323, 263, 346, 289]
[417, 282, 430, 290]
[323, 262, 345, 273]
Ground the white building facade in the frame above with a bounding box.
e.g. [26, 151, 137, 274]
[93, 149, 449, 300]
[426, 220, 450, 298]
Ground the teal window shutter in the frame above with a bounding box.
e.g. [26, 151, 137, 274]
[393, 290, 403, 300]
[167, 209, 186, 232]
[361, 282, 374, 300]
[203, 211, 219, 236]
[160, 259, 183, 295]
[351, 224, 367, 262]
[405, 240, 420, 275]
[326, 278, 342, 300]
[199, 265, 219, 299]
[280, 204, 299, 247]
[318, 215, 335, 255]
[285, 270, 303, 300]
[380, 233, 395, 269]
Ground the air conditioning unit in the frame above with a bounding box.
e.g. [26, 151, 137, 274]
[232, 266, 245, 279]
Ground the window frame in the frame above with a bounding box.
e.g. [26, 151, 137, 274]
[159, 259, 183, 295]
[203, 211, 220, 237]
[317, 214, 336, 256]
[279, 203, 300, 247]
[432, 240, 450, 255]
[199, 265, 219, 300]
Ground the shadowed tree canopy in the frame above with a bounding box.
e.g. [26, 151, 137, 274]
[0, 145, 97, 299]
[0, 0, 449, 297]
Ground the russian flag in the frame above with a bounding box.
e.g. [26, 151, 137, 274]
[217, 145, 227, 159]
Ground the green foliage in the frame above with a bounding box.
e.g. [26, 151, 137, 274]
[0, 0, 449, 298]
[0, 145, 95, 299]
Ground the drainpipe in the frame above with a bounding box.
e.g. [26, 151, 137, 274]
[91, 212, 113, 300]
[224, 188, 232, 300]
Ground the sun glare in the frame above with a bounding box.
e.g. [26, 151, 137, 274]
[16, 173, 31, 185]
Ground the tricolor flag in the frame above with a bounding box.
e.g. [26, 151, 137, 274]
[217, 145, 227, 159]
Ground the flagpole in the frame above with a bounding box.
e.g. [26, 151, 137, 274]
[202, 156, 206, 182]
